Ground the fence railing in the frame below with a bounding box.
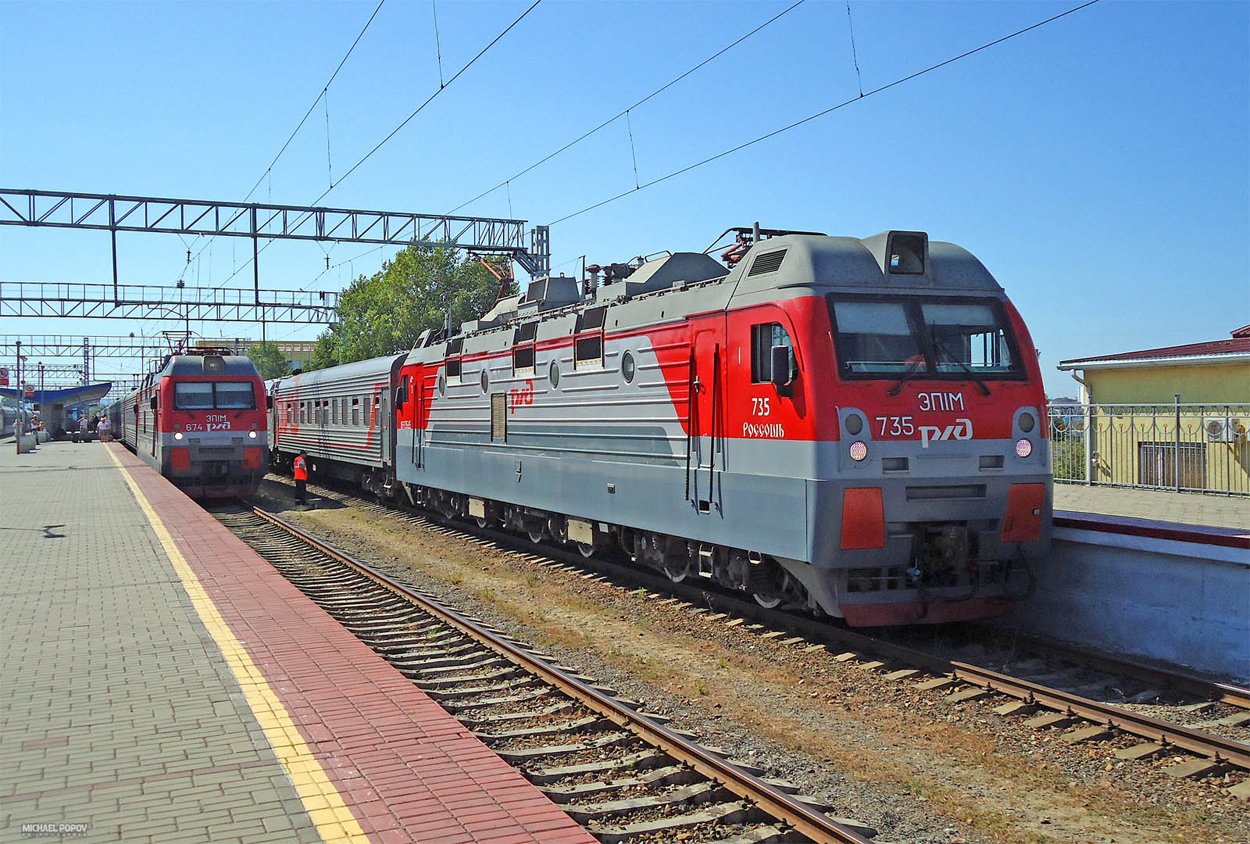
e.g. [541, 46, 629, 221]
[1048, 401, 1250, 495]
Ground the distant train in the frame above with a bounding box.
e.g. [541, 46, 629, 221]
[269, 227, 1052, 625]
[109, 350, 269, 498]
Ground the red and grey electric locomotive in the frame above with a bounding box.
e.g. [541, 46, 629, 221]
[111, 350, 269, 498]
[270, 228, 1051, 626]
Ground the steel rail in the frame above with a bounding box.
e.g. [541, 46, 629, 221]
[943, 661, 1250, 769]
[262, 476, 1250, 773]
[248, 505, 871, 844]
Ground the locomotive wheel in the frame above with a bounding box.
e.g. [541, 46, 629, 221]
[752, 592, 782, 609]
[662, 560, 690, 583]
[527, 528, 545, 544]
[576, 542, 596, 558]
[475, 517, 489, 529]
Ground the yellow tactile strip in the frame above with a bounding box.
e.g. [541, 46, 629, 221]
[106, 447, 369, 843]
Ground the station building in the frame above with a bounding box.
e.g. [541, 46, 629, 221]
[1057, 325, 1250, 493]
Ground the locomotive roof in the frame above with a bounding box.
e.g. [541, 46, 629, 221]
[727, 232, 1004, 296]
[158, 354, 261, 378]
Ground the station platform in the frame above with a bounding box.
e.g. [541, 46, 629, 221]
[0, 439, 593, 844]
[1054, 483, 1249, 532]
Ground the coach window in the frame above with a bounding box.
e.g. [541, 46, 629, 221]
[446, 337, 463, 383]
[574, 306, 606, 369]
[352, 397, 360, 426]
[750, 322, 796, 384]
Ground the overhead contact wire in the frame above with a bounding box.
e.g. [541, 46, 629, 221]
[211, 0, 543, 293]
[548, 0, 1102, 226]
[446, 0, 809, 214]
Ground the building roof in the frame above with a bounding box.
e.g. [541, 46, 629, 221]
[1058, 327, 1250, 371]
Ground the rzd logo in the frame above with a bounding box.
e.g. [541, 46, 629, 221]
[509, 379, 534, 414]
[919, 417, 973, 447]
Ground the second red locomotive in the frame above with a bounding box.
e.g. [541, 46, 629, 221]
[110, 349, 269, 498]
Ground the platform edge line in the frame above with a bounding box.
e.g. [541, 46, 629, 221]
[105, 445, 370, 844]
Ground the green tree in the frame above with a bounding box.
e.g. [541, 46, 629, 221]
[307, 246, 508, 369]
[247, 341, 292, 380]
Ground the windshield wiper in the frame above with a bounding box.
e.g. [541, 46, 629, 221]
[887, 358, 925, 396]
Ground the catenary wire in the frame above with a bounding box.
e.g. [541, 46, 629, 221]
[548, 0, 1101, 227]
[210, 0, 544, 292]
[446, 0, 808, 215]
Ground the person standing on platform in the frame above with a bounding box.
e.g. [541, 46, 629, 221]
[293, 450, 309, 506]
[96, 414, 112, 443]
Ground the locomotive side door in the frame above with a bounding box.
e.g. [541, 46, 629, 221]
[689, 324, 726, 515]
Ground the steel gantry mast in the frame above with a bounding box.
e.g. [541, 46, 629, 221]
[0, 188, 552, 322]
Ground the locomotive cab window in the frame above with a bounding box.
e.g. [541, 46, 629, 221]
[750, 323, 796, 384]
[920, 302, 1016, 374]
[174, 381, 256, 410]
[829, 295, 1023, 379]
[174, 382, 214, 409]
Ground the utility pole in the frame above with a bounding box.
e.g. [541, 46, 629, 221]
[14, 340, 23, 450]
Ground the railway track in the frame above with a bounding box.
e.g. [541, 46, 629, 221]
[213, 503, 879, 844]
[255, 475, 1250, 802]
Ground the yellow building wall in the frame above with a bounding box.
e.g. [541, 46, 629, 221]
[1082, 361, 1250, 491]
[1085, 361, 1250, 405]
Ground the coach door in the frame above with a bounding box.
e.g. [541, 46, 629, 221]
[379, 388, 391, 466]
[687, 326, 725, 514]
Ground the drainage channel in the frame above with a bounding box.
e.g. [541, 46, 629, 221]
[214, 504, 877, 844]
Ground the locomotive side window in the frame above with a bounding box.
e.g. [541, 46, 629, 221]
[920, 303, 1016, 374]
[750, 323, 796, 384]
[574, 306, 606, 369]
[513, 322, 537, 375]
[446, 338, 463, 383]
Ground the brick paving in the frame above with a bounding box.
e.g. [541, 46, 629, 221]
[1, 440, 594, 844]
[0, 440, 319, 844]
[1054, 483, 1249, 531]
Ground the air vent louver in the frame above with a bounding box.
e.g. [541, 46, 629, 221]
[747, 249, 787, 277]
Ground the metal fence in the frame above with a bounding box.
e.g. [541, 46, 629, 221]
[1048, 401, 1250, 496]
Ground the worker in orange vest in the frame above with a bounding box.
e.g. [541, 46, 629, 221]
[293, 450, 309, 506]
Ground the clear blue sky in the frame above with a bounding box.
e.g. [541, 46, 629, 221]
[2, 0, 1246, 396]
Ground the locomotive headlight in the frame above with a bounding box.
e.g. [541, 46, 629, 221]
[1018, 412, 1036, 433]
[849, 440, 869, 461]
[174, 431, 184, 441]
[844, 414, 864, 435]
[1015, 438, 1033, 458]
[248, 430, 257, 439]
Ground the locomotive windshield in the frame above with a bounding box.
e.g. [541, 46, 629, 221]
[174, 381, 257, 410]
[829, 296, 1022, 379]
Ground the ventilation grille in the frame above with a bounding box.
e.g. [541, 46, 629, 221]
[747, 249, 787, 277]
